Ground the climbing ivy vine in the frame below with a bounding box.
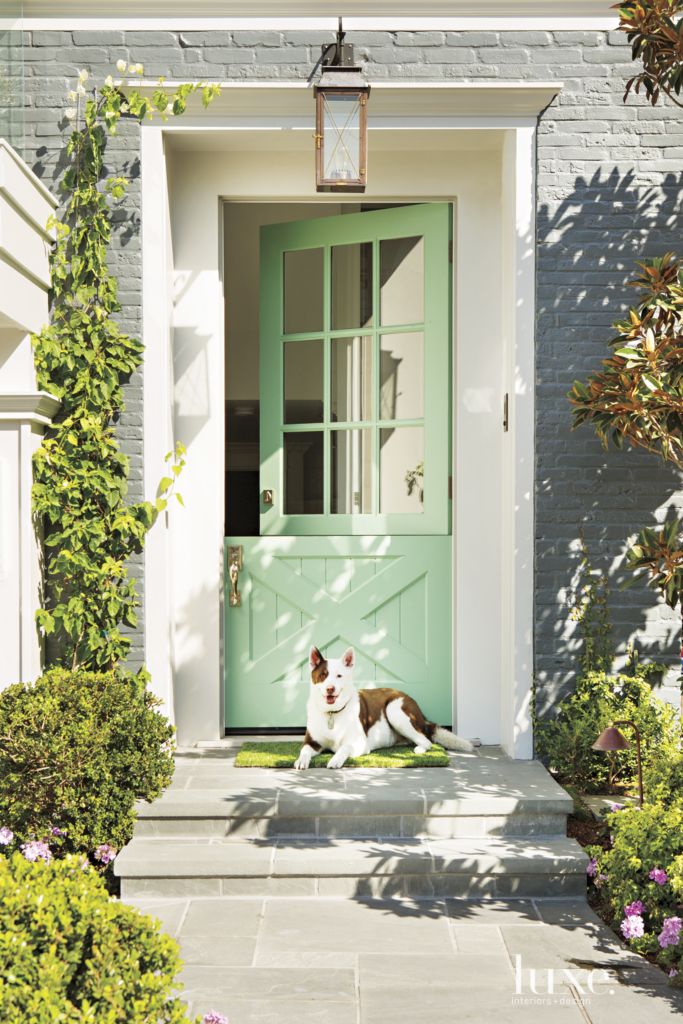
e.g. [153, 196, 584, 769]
[32, 62, 220, 670]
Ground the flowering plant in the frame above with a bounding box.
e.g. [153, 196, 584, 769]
[586, 803, 683, 984]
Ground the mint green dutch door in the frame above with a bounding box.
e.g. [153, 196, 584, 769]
[225, 203, 453, 729]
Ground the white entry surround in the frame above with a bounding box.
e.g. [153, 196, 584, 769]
[141, 82, 555, 757]
[0, 140, 58, 690]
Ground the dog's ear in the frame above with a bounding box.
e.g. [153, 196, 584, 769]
[309, 646, 325, 669]
[342, 647, 355, 669]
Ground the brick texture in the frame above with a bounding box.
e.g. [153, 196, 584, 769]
[19, 29, 683, 701]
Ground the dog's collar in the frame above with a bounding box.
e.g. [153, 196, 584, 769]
[326, 697, 351, 716]
[326, 697, 351, 728]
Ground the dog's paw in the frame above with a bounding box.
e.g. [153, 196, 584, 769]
[413, 745, 430, 754]
[294, 752, 312, 770]
[327, 754, 346, 769]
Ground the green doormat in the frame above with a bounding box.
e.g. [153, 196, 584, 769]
[234, 741, 450, 768]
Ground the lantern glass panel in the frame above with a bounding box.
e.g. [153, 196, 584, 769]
[322, 92, 361, 182]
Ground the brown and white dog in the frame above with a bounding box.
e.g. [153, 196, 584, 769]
[294, 645, 475, 770]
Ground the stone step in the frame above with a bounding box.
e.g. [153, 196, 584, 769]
[134, 787, 571, 839]
[115, 835, 587, 900]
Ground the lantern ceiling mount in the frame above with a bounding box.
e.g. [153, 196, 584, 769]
[313, 18, 370, 194]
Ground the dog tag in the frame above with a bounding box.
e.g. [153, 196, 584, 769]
[328, 713, 335, 730]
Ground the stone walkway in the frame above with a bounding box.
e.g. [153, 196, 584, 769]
[130, 894, 683, 1023]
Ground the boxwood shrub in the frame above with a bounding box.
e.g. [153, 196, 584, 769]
[535, 670, 679, 793]
[0, 852, 196, 1022]
[0, 669, 174, 854]
[643, 747, 683, 807]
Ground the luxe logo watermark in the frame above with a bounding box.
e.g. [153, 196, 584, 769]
[511, 954, 617, 1007]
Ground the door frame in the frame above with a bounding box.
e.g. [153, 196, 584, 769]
[140, 84, 551, 757]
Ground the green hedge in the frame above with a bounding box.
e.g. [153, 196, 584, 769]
[0, 669, 174, 855]
[535, 671, 679, 793]
[0, 852, 196, 1021]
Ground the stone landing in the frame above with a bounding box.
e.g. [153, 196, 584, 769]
[116, 744, 587, 900]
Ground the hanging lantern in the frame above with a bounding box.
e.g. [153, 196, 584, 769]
[314, 22, 370, 193]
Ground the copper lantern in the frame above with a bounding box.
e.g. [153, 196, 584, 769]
[314, 28, 370, 193]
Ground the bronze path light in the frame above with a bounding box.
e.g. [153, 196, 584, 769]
[592, 720, 644, 808]
[314, 18, 370, 193]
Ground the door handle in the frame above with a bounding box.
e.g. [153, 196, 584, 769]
[228, 545, 243, 608]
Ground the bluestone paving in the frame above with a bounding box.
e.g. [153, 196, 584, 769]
[126, 895, 683, 1020]
[257, 897, 454, 955]
[178, 933, 257, 967]
[121, 748, 682, 1018]
[180, 897, 263, 935]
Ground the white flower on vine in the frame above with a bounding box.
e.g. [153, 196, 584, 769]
[116, 59, 127, 73]
[165, 103, 173, 114]
[130, 62, 144, 75]
[78, 68, 89, 82]
[76, 83, 86, 96]
[104, 75, 114, 88]
[67, 90, 78, 102]
[65, 107, 78, 120]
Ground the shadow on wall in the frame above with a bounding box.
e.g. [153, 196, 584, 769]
[535, 167, 683, 716]
[173, 578, 220, 743]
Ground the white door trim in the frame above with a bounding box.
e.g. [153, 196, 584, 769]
[142, 86, 545, 757]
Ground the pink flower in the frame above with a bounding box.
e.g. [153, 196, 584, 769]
[586, 858, 598, 878]
[658, 917, 682, 950]
[0, 826, 13, 845]
[50, 826, 66, 838]
[608, 802, 624, 812]
[93, 843, 117, 865]
[620, 914, 645, 941]
[670, 968, 679, 978]
[21, 840, 52, 864]
[624, 900, 645, 917]
[595, 872, 609, 888]
[649, 868, 669, 886]
[203, 1015, 228, 1024]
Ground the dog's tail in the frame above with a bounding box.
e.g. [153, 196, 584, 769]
[430, 724, 476, 754]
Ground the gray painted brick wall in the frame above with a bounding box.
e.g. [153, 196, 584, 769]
[20, 28, 683, 703]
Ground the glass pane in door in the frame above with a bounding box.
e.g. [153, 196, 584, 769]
[379, 332, 424, 421]
[284, 248, 323, 334]
[284, 432, 323, 514]
[331, 335, 372, 423]
[284, 340, 324, 424]
[331, 242, 373, 329]
[331, 429, 373, 514]
[380, 236, 424, 326]
[380, 426, 424, 514]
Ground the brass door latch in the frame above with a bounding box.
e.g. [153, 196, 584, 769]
[228, 545, 243, 607]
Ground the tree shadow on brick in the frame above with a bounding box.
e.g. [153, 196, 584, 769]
[535, 166, 683, 716]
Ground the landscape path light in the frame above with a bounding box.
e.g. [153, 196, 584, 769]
[592, 719, 644, 808]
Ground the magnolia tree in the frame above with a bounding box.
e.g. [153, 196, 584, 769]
[569, 257, 683, 636]
[618, 0, 683, 107]
[570, 1, 683, 698]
